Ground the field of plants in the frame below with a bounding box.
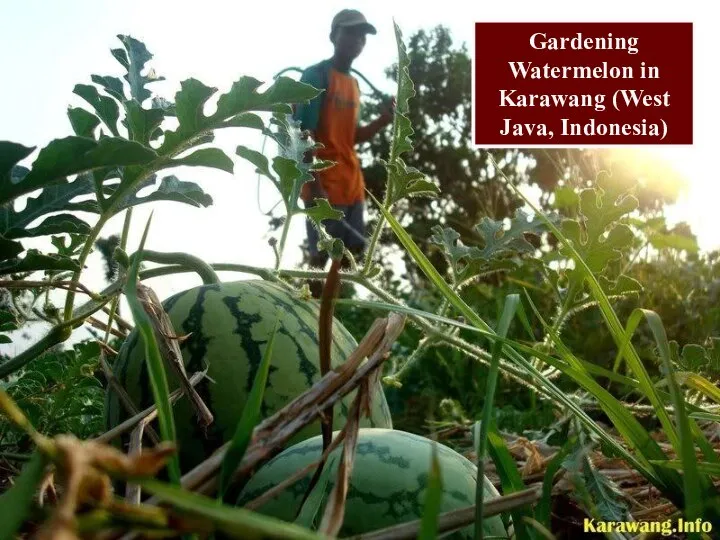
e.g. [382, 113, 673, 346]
[1, 22, 720, 540]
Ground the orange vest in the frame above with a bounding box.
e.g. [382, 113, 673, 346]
[300, 67, 364, 205]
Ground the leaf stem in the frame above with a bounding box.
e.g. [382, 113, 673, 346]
[103, 208, 133, 344]
[275, 209, 293, 271]
[62, 213, 110, 322]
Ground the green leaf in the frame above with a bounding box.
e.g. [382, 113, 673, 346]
[114, 175, 213, 212]
[309, 159, 335, 172]
[159, 78, 218, 154]
[118, 34, 164, 103]
[172, 148, 234, 174]
[559, 171, 639, 296]
[221, 112, 265, 130]
[648, 231, 699, 253]
[51, 233, 89, 257]
[124, 101, 165, 145]
[0, 141, 34, 186]
[236, 145, 275, 184]
[301, 199, 344, 227]
[419, 442, 443, 540]
[0, 249, 81, 274]
[384, 159, 438, 205]
[160, 76, 318, 156]
[0, 309, 19, 344]
[0, 174, 95, 239]
[211, 76, 320, 121]
[73, 84, 120, 136]
[430, 226, 469, 273]
[471, 209, 547, 261]
[138, 478, 326, 539]
[67, 107, 100, 138]
[430, 209, 552, 283]
[273, 156, 305, 205]
[553, 186, 579, 209]
[219, 317, 279, 499]
[111, 47, 129, 70]
[390, 22, 416, 160]
[563, 441, 629, 523]
[598, 274, 643, 297]
[0, 136, 157, 207]
[124, 215, 180, 483]
[91, 74, 126, 102]
[6, 214, 90, 240]
[0, 235, 24, 262]
[0, 451, 48, 539]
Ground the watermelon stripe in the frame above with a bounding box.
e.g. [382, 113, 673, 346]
[236, 429, 508, 539]
[105, 280, 393, 473]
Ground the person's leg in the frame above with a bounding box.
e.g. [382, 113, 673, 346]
[342, 200, 366, 269]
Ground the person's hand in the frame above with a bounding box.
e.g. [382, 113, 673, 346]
[378, 97, 396, 126]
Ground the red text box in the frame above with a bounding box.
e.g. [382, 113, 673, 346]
[473, 23, 693, 146]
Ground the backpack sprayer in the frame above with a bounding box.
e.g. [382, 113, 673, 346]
[256, 66, 390, 245]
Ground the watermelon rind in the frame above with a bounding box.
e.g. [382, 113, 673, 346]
[104, 280, 393, 471]
[236, 428, 509, 539]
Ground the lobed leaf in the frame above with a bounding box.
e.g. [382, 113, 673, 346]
[114, 175, 213, 212]
[67, 107, 101, 138]
[0, 136, 157, 207]
[117, 34, 165, 103]
[0, 249, 81, 274]
[172, 148, 234, 174]
[73, 84, 120, 135]
[91, 74, 127, 102]
[0, 174, 95, 240]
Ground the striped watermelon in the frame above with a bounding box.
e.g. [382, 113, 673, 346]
[236, 428, 509, 539]
[104, 280, 393, 471]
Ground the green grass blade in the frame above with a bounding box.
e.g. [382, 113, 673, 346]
[294, 453, 337, 530]
[637, 308, 705, 528]
[689, 411, 720, 423]
[338, 298, 668, 485]
[0, 451, 47, 539]
[476, 294, 519, 540]
[372, 198, 682, 500]
[419, 442, 443, 540]
[137, 478, 325, 539]
[491, 159, 681, 452]
[124, 213, 180, 483]
[486, 422, 533, 540]
[653, 460, 720, 476]
[219, 316, 280, 500]
[536, 437, 577, 529]
[673, 372, 720, 405]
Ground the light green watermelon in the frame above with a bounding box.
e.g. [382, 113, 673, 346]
[104, 280, 393, 471]
[236, 428, 509, 539]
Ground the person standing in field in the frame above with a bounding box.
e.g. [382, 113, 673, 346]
[293, 9, 395, 297]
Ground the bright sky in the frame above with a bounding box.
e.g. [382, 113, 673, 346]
[1, 0, 718, 355]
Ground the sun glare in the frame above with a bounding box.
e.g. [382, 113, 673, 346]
[606, 147, 720, 252]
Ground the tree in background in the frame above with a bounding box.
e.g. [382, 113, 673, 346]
[357, 26, 686, 288]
